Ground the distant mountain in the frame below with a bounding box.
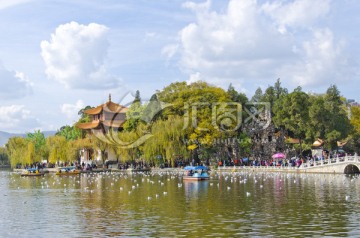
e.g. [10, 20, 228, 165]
[0, 131, 24, 146]
[0, 131, 56, 147]
[42, 131, 57, 137]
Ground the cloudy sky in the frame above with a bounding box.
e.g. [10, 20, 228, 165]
[0, 0, 359, 133]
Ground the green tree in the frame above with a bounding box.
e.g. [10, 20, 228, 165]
[227, 84, 248, 105]
[134, 90, 141, 103]
[123, 100, 146, 131]
[273, 78, 288, 99]
[56, 125, 82, 140]
[78, 105, 93, 122]
[273, 87, 310, 154]
[26, 130, 47, 162]
[238, 132, 252, 156]
[0, 147, 9, 165]
[261, 79, 288, 115]
[251, 87, 263, 102]
[309, 85, 352, 149]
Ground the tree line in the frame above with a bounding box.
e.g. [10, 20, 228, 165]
[4, 79, 360, 168]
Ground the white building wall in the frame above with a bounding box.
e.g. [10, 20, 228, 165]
[79, 148, 117, 166]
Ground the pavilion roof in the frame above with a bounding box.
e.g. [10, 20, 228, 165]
[76, 121, 101, 130]
[85, 100, 128, 115]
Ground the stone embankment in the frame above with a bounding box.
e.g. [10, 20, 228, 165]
[11, 155, 360, 175]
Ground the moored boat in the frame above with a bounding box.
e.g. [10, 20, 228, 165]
[56, 166, 81, 175]
[20, 168, 45, 177]
[183, 165, 210, 181]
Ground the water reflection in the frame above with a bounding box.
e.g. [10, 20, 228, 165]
[0, 170, 359, 237]
[184, 180, 209, 200]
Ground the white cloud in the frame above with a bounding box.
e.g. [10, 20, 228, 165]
[41, 21, 121, 90]
[176, 0, 293, 86]
[279, 28, 354, 87]
[0, 63, 32, 99]
[261, 0, 330, 32]
[186, 72, 202, 84]
[168, 0, 356, 90]
[182, 0, 211, 12]
[61, 100, 85, 120]
[161, 44, 179, 59]
[0, 105, 39, 132]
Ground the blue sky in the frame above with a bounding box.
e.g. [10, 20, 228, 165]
[0, 0, 359, 133]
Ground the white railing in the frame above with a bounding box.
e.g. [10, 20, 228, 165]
[300, 154, 359, 168]
[215, 154, 359, 170]
[218, 165, 304, 170]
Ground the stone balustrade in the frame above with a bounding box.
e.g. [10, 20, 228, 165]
[216, 154, 360, 174]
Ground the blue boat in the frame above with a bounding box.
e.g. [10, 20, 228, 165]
[21, 168, 45, 177]
[183, 166, 210, 181]
[56, 166, 81, 175]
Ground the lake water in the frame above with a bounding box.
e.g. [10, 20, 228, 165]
[0, 169, 359, 237]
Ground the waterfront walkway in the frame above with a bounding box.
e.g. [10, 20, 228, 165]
[217, 155, 360, 174]
[12, 155, 360, 175]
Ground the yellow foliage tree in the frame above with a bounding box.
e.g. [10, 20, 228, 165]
[46, 136, 68, 164]
[6, 137, 28, 168]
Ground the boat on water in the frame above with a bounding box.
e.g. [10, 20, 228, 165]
[20, 168, 45, 177]
[56, 166, 81, 175]
[183, 165, 210, 181]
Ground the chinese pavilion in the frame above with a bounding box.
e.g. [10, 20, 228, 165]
[77, 94, 128, 133]
[76, 95, 128, 166]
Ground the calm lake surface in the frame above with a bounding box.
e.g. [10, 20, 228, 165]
[0, 169, 359, 237]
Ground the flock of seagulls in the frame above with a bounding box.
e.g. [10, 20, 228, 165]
[5, 170, 360, 203]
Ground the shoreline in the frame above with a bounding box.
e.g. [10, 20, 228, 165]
[11, 165, 359, 175]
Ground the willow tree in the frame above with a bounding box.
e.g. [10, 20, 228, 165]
[6, 137, 28, 168]
[142, 116, 188, 167]
[26, 142, 36, 165]
[46, 136, 68, 164]
[113, 129, 144, 162]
